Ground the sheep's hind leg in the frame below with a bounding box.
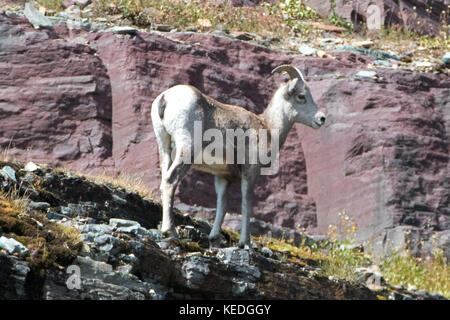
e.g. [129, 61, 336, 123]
[208, 176, 229, 246]
[160, 144, 190, 237]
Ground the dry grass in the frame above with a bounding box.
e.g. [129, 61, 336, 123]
[94, 0, 292, 36]
[78, 170, 156, 200]
[32, 0, 324, 38]
[374, 26, 449, 60]
[0, 140, 14, 163]
[30, 0, 449, 61]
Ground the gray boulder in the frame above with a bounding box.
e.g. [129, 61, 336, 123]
[0, 236, 29, 255]
[24, 3, 53, 29]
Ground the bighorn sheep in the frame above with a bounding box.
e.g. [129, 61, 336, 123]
[151, 65, 326, 246]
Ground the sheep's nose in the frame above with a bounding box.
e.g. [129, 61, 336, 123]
[315, 111, 326, 125]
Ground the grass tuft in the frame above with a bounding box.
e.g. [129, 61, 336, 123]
[76, 170, 156, 200]
[0, 190, 82, 271]
[381, 249, 449, 298]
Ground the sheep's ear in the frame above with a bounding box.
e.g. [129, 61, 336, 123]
[287, 78, 299, 96]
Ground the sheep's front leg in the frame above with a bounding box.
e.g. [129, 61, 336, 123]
[209, 176, 229, 242]
[239, 177, 255, 247]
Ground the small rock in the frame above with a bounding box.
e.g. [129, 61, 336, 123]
[401, 54, 413, 63]
[337, 45, 400, 61]
[443, 52, 450, 67]
[235, 32, 255, 41]
[317, 50, 328, 58]
[93, 234, 121, 254]
[111, 194, 127, 205]
[46, 210, 70, 220]
[319, 37, 343, 45]
[56, 11, 69, 19]
[118, 253, 138, 264]
[265, 37, 280, 44]
[415, 289, 428, 296]
[312, 23, 345, 33]
[146, 229, 164, 242]
[261, 246, 273, 257]
[62, 0, 76, 9]
[181, 256, 211, 289]
[155, 25, 173, 32]
[67, 19, 90, 30]
[28, 201, 51, 211]
[109, 218, 141, 228]
[117, 225, 150, 236]
[185, 27, 197, 32]
[65, 5, 81, 20]
[76, 255, 113, 273]
[79, 243, 91, 256]
[74, 0, 91, 9]
[299, 45, 317, 56]
[80, 224, 113, 234]
[24, 161, 40, 172]
[1, 166, 16, 182]
[117, 264, 133, 276]
[21, 173, 35, 184]
[0, 236, 29, 255]
[110, 26, 138, 35]
[24, 2, 53, 29]
[355, 70, 377, 79]
[60, 203, 89, 217]
[373, 60, 390, 67]
[407, 284, 418, 291]
[415, 61, 433, 68]
[351, 40, 374, 48]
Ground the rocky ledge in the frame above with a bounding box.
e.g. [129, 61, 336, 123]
[0, 161, 446, 300]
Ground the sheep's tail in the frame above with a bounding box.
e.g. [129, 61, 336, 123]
[152, 92, 167, 120]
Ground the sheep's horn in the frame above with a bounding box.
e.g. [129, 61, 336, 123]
[271, 65, 305, 82]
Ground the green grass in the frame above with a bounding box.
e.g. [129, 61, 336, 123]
[258, 209, 449, 298]
[318, 241, 371, 282]
[0, 189, 82, 271]
[258, 234, 449, 298]
[381, 249, 449, 298]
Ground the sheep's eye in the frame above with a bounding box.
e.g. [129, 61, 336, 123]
[297, 94, 306, 103]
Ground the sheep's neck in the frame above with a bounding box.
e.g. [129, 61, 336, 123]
[261, 93, 296, 149]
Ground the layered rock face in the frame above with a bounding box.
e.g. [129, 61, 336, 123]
[298, 64, 449, 248]
[306, 0, 449, 36]
[0, 14, 448, 257]
[0, 14, 113, 172]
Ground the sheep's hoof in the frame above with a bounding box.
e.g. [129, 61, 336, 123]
[238, 241, 251, 250]
[208, 233, 223, 248]
[161, 228, 178, 239]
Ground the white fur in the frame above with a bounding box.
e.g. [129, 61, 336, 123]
[151, 65, 326, 246]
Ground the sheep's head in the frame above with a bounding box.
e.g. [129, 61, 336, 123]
[272, 65, 326, 129]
